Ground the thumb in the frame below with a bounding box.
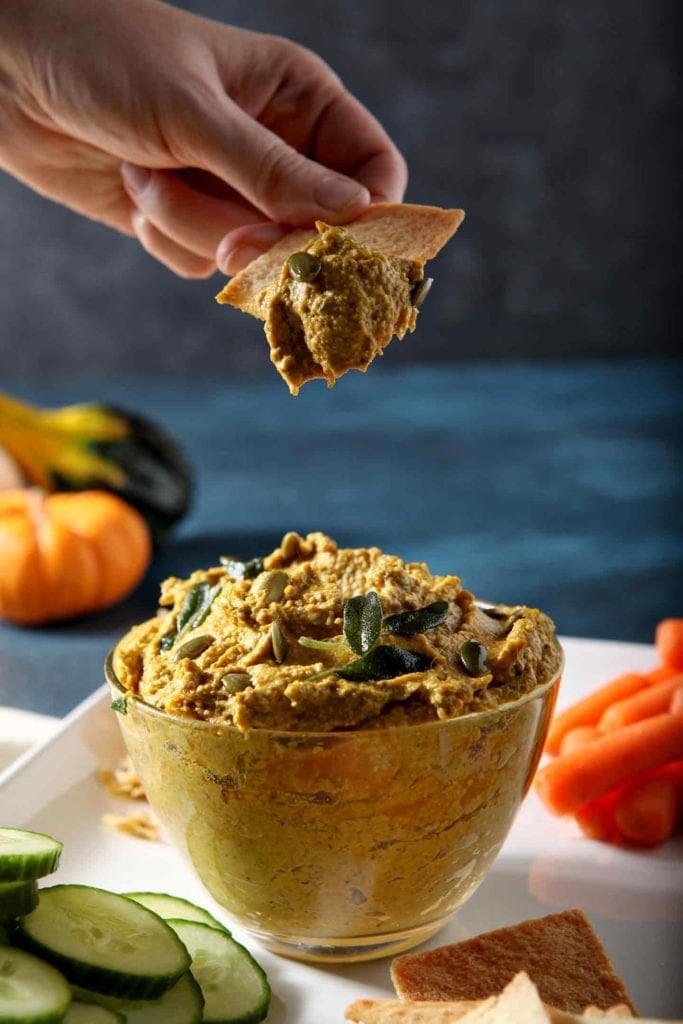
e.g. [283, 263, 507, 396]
[192, 100, 371, 226]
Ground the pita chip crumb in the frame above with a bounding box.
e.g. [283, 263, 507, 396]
[98, 755, 145, 799]
[101, 809, 162, 842]
[216, 203, 464, 394]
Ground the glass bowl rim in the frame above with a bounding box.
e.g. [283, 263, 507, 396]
[105, 644, 563, 740]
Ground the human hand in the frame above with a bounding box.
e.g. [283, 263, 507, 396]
[0, 0, 406, 278]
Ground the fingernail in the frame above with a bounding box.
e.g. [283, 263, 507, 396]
[131, 211, 147, 234]
[121, 163, 151, 195]
[217, 223, 288, 274]
[314, 176, 368, 212]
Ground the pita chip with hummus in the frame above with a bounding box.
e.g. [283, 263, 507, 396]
[216, 203, 464, 394]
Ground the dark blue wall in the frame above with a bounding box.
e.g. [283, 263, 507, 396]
[0, 0, 679, 380]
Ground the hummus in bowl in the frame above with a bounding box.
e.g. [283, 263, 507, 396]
[108, 532, 562, 962]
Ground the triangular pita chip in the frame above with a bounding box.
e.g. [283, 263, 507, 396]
[390, 910, 637, 1015]
[216, 203, 464, 315]
[344, 998, 479, 1022]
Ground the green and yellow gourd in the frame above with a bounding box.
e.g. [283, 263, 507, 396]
[0, 390, 192, 541]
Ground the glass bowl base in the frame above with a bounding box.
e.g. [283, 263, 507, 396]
[244, 916, 451, 963]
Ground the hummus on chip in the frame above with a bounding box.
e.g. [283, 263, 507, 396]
[216, 204, 464, 394]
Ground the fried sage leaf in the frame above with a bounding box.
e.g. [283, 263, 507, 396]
[383, 600, 449, 636]
[161, 580, 222, 651]
[244, 557, 264, 580]
[219, 556, 264, 580]
[343, 591, 383, 656]
[110, 697, 128, 716]
[337, 644, 432, 682]
[178, 581, 221, 634]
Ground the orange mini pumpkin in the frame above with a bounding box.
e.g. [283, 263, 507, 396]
[0, 489, 152, 625]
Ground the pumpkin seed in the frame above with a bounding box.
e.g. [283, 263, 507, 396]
[459, 639, 488, 676]
[251, 569, 289, 604]
[287, 251, 321, 281]
[174, 634, 214, 663]
[383, 600, 449, 636]
[411, 277, 433, 308]
[280, 532, 300, 559]
[221, 671, 252, 694]
[244, 628, 275, 664]
[271, 618, 288, 664]
[298, 636, 348, 653]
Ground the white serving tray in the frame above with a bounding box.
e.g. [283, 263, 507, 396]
[1, 637, 682, 1020]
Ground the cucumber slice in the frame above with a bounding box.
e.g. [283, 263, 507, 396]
[64, 1003, 125, 1023]
[0, 945, 71, 1023]
[0, 881, 39, 923]
[165, 920, 270, 1024]
[72, 972, 203, 1024]
[123, 893, 230, 934]
[14, 885, 190, 1000]
[0, 881, 38, 924]
[0, 829, 63, 883]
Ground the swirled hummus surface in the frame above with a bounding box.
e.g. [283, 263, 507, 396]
[114, 532, 561, 732]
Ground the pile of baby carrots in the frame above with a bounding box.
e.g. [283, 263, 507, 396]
[535, 618, 683, 847]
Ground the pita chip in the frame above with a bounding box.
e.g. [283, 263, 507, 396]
[344, 998, 479, 1022]
[217, 203, 464, 315]
[391, 909, 637, 1015]
[216, 203, 464, 393]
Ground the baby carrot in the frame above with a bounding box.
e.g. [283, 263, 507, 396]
[535, 711, 683, 815]
[647, 664, 678, 684]
[545, 673, 648, 756]
[559, 725, 601, 756]
[599, 675, 683, 732]
[656, 618, 683, 672]
[575, 760, 683, 844]
[575, 790, 622, 842]
[614, 776, 680, 846]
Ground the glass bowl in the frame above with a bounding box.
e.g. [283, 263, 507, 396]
[106, 649, 561, 963]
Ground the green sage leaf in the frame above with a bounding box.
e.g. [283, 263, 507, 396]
[343, 592, 383, 655]
[110, 697, 127, 716]
[337, 644, 432, 682]
[383, 600, 449, 636]
[219, 556, 264, 580]
[177, 581, 221, 635]
[244, 557, 264, 580]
